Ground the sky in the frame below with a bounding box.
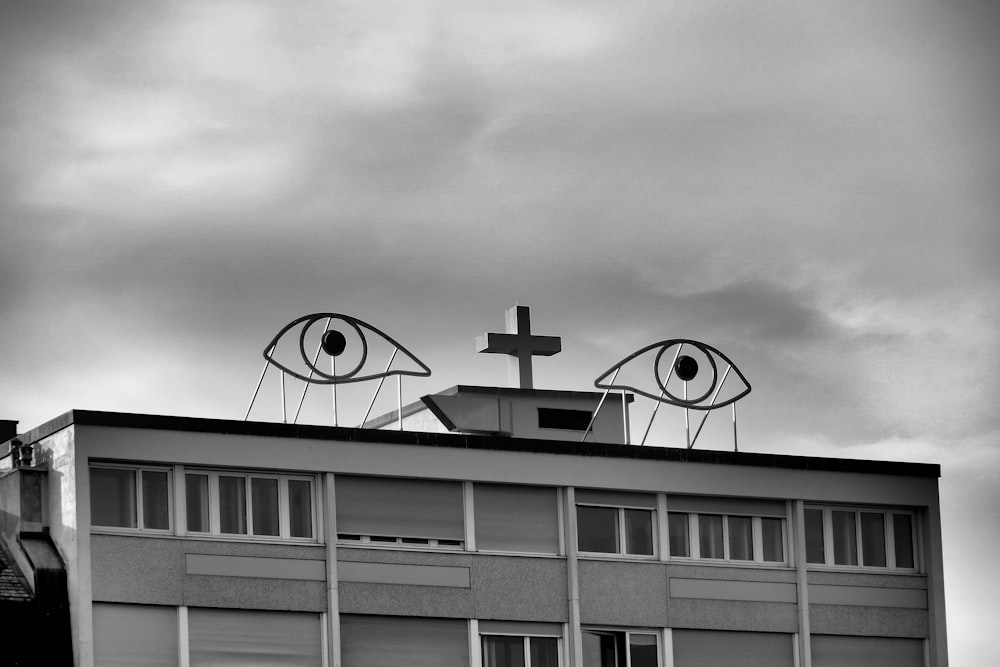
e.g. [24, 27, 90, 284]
[1, 0, 997, 662]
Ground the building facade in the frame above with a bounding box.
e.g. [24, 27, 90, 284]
[0, 380, 947, 667]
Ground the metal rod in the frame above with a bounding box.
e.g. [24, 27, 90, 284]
[622, 389, 630, 445]
[684, 381, 690, 448]
[280, 371, 287, 424]
[294, 317, 333, 424]
[690, 365, 732, 449]
[732, 402, 738, 452]
[581, 368, 620, 442]
[361, 348, 398, 427]
[332, 356, 338, 427]
[397, 375, 403, 431]
[640, 344, 683, 446]
[244, 361, 269, 421]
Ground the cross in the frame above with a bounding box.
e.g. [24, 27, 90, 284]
[476, 305, 561, 389]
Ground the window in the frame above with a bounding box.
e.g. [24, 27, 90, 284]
[576, 490, 656, 557]
[341, 615, 469, 667]
[185, 471, 315, 540]
[189, 608, 322, 666]
[804, 506, 916, 570]
[582, 630, 659, 667]
[93, 603, 178, 666]
[90, 465, 171, 531]
[673, 630, 793, 667]
[475, 484, 560, 554]
[336, 475, 464, 548]
[483, 635, 559, 667]
[668, 512, 786, 564]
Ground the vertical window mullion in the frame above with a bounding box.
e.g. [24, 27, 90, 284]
[279, 477, 290, 539]
[752, 516, 763, 563]
[722, 515, 730, 560]
[885, 511, 897, 569]
[854, 510, 863, 567]
[135, 469, 145, 530]
[210, 473, 220, 535]
[245, 475, 255, 536]
[823, 509, 834, 567]
[689, 513, 700, 559]
[618, 508, 627, 555]
[524, 636, 531, 667]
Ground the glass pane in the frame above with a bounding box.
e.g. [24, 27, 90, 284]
[624, 509, 654, 555]
[727, 516, 752, 560]
[219, 476, 247, 535]
[832, 510, 858, 566]
[699, 514, 724, 559]
[582, 631, 617, 667]
[483, 636, 525, 667]
[530, 637, 559, 667]
[141, 471, 170, 530]
[762, 517, 784, 562]
[860, 512, 887, 567]
[577, 506, 618, 553]
[804, 509, 825, 564]
[288, 479, 313, 539]
[186, 474, 210, 533]
[629, 634, 658, 667]
[251, 478, 280, 536]
[893, 514, 915, 568]
[90, 468, 136, 528]
[668, 513, 689, 557]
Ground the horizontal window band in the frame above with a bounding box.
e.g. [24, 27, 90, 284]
[667, 495, 787, 517]
[575, 489, 657, 508]
[479, 621, 564, 636]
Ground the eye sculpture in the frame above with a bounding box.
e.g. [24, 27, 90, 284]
[591, 339, 750, 450]
[262, 313, 431, 384]
[245, 313, 431, 427]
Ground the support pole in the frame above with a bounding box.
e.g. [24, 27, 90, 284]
[581, 368, 619, 442]
[361, 348, 398, 427]
[244, 361, 269, 421]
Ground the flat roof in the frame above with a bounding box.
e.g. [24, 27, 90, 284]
[7, 409, 940, 478]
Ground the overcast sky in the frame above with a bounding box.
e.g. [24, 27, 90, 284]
[2, 0, 997, 662]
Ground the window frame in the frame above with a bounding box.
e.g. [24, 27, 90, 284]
[576, 503, 657, 558]
[804, 505, 918, 572]
[89, 463, 173, 533]
[480, 632, 562, 667]
[185, 469, 318, 542]
[668, 511, 788, 566]
[581, 628, 661, 667]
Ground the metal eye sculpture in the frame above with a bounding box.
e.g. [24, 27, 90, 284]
[590, 339, 750, 450]
[245, 313, 431, 426]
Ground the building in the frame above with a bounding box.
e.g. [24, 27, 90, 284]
[0, 310, 947, 666]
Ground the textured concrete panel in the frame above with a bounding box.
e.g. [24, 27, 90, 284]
[809, 584, 927, 608]
[339, 561, 470, 587]
[183, 574, 326, 612]
[91, 534, 184, 605]
[807, 570, 927, 589]
[809, 604, 928, 638]
[579, 560, 667, 626]
[472, 555, 568, 622]
[338, 581, 474, 618]
[186, 554, 326, 581]
[670, 578, 797, 603]
[668, 599, 798, 632]
[667, 563, 797, 583]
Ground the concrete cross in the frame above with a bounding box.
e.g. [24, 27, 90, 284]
[476, 305, 561, 389]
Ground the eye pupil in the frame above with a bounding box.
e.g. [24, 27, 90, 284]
[675, 355, 698, 381]
[321, 331, 347, 356]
